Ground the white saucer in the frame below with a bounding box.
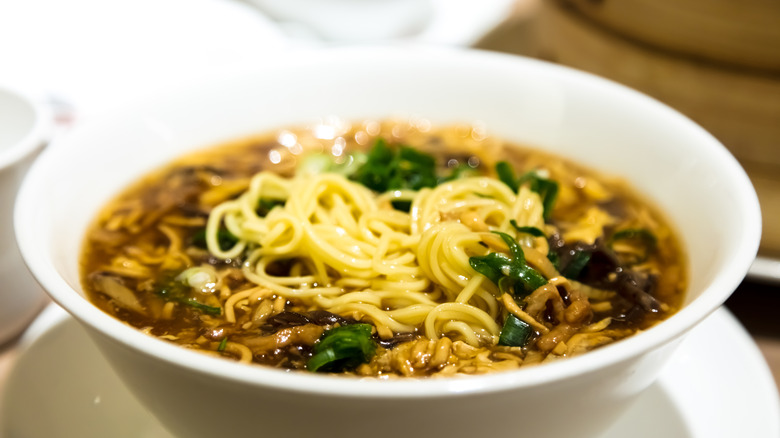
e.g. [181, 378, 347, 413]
[2, 304, 778, 437]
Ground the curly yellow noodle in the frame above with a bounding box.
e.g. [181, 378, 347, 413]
[157, 224, 191, 270]
[424, 302, 500, 344]
[223, 342, 253, 363]
[207, 172, 550, 347]
[224, 286, 267, 323]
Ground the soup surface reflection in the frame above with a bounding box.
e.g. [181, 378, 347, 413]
[81, 120, 686, 377]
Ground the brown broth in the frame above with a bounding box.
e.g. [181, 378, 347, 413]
[80, 120, 686, 377]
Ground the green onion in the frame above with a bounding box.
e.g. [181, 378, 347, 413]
[157, 275, 222, 316]
[498, 314, 533, 347]
[217, 337, 228, 352]
[518, 172, 558, 221]
[561, 250, 592, 279]
[470, 252, 513, 285]
[496, 161, 519, 192]
[495, 231, 548, 293]
[349, 138, 397, 192]
[307, 324, 377, 373]
[350, 138, 441, 193]
[334, 138, 476, 195]
[510, 219, 545, 237]
[256, 198, 284, 217]
[183, 298, 221, 315]
[439, 162, 478, 183]
[495, 162, 559, 221]
[547, 250, 561, 271]
[391, 146, 438, 190]
[298, 151, 368, 177]
[469, 231, 547, 297]
[191, 228, 238, 252]
[608, 228, 657, 264]
[390, 199, 412, 212]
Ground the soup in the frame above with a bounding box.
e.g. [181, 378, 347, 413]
[80, 119, 686, 377]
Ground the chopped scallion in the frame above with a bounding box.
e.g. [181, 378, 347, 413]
[561, 250, 592, 279]
[469, 231, 547, 297]
[510, 219, 545, 237]
[495, 162, 559, 221]
[498, 314, 533, 347]
[608, 228, 657, 264]
[256, 198, 285, 217]
[157, 274, 222, 316]
[191, 228, 238, 252]
[307, 324, 377, 373]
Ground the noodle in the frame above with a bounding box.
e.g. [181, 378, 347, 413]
[80, 120, 686, 377]
[205, 172, 533, 346]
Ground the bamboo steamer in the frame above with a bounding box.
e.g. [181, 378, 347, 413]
[525, 1, 780, 257]
[559, 0, 780, 72]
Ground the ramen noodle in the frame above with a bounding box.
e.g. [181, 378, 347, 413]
[80, 119, 686, 377]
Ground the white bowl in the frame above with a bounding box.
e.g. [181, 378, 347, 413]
[15, 46, 761, 438]
[0, 84, 51, 344]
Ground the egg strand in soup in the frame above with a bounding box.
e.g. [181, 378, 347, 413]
[80, 120, 686, 377]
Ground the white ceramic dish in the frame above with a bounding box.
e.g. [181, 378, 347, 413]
[3, 305, 777, 437]
[14, 46, 761, 438]
[0, 84, 51, 344]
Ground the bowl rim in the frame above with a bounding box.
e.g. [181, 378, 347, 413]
[0, 84, 52, 170]
[14, 45, 762, 398]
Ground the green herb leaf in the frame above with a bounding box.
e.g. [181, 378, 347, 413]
[393, 146, 438, 190]
[547, 250, 561, 271]
[191, 228, 238, 252]
[561, 249, 592, 279]
[350, 138, 440, 193]
[607, 228, 657, 265]
[184, 298, 221, 315]
[510, 219, 545, 237]
[495, 162, 559, 221]
[308, 324, 377, 373]
[439, 162, 478, 184]
[498, 314, 534, 347]
[298, 151, 368, 178]
[518, 171, 559, 221]
[496, 161, 519, 192]
[469, 252, 513, 285]
[469, 231, 547, 296]
[350, 138, 396, 192]
[390, 199, 412, 212]
[157, 275, 222, 316]
[256, 198, 284, 217]
[217, 337, 228, 352]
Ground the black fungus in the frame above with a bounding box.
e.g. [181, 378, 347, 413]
[377, 332, 418, 349]
[548, 237, 662, 319]
[262, 310, 356, 333]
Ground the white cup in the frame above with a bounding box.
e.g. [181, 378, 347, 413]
[0, 84, 52, 344]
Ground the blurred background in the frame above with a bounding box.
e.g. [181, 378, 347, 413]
[0, 0, 778, 406]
